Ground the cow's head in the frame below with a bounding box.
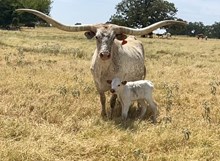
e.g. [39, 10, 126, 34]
[84, 25, 127, 60]
[16, 9, 187, 61]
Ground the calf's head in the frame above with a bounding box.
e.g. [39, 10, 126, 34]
[107, 78, 127, 94]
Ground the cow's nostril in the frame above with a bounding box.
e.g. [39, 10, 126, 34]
[110, 89, 115, 93]
[100, 52, 111, 60]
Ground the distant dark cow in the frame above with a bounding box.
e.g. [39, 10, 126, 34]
[197, 34, 207, 40]
[24, 22, 35, 28]
[5, 25, 20, 30]
[148, 32, 154, 38]
[141, 32, 154, 38]
[75, 23, 82, 25]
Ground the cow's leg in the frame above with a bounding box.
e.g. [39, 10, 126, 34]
[99, 92, 107, 117]
[110, 94, 117, 119]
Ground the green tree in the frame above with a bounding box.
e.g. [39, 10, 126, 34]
[167, 21, 220, 38]
[187, 22, 205, 36]
[18, 0, 52, 23]
[0, 0, 52, 28]
[0, 0, 20, 27]
[109, 0, 178, 28]
[204, 25, 213, 38]
[165, 18, 186, 35]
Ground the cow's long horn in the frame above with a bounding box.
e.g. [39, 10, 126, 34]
[16, 9, 96, 32]
[114, 20, 187, 35]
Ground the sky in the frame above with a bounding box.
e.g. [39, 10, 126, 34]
[50, 0, 220, 26]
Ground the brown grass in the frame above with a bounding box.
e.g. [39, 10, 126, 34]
[0, 27, 220, 161]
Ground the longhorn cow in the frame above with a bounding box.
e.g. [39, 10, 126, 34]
[16, 9, 186, 118]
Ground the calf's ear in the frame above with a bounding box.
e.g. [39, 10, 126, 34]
[121, 81, 127, 85]
[106, 80, 112, 84]
[84, 31, 96, 39]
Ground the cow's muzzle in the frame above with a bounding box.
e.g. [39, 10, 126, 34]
[100, 52, 111, 60]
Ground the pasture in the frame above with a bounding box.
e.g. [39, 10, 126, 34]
[0, 27, 220, 160]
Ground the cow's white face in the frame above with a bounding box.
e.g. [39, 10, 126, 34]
[84, 25, 127, 61]
[95, 28, 116, 60]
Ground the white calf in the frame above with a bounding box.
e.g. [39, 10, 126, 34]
[107, 78, 157, 122]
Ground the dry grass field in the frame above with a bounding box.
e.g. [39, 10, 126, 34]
[0, 27, 220, 161]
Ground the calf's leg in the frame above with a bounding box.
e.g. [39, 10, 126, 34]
[110, 94, 117, 119]
[121, 102, 130, 120]
[146, 98, 157, 123]
[137, 99, 147, 119]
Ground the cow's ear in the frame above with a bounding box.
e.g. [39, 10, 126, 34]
[106, 80, 112, 84]
[116, 33, 127, 40]
[84, 31, 96, 39]
[121, 81, 127, 85]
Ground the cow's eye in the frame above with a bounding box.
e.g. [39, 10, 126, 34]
[118, 84, 120, 87]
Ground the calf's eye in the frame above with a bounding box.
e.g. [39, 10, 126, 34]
[118, 85, 120, 87]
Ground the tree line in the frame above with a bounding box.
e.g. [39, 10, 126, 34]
[167, 21, 220, 39]
[109, 0, 220, 39]
[1, 0, 220, 38]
